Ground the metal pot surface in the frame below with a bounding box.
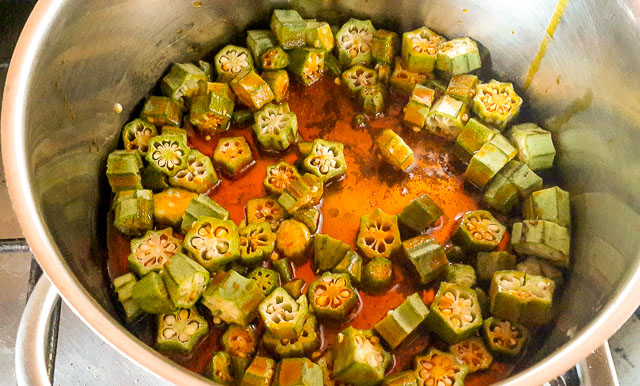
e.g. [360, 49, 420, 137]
[3, 0, 640, 384]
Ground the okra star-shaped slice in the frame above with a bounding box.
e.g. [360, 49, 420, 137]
[288, 48, 325, 86]
[140, 96, 183, 127]
[277, 173, 324, 214]
[333, 327, 392, 386]
[246, 30, 290, 70]
[230, 70, 275, 111]
[358, 84, 386, 115]
[169, 150, 219, 194]
[221, 324, 258, 358]
[259, 287, 309, 339]
[425, 282, 483, 344]
[128, 228, 181, 276]
[371, 29, 398, 65]
[356, 208, 401, 259]
[122, 119, 158, 156]
[425, 95, 470, 140]
[276, 219, 312, 262]
[401, 27, 446, 74]
[263, 314, 319, 359]
[402, 235, 449, 284]
[453, 210, 506, 252]
[248, 267, 279, 296]
[363, 257, 393, 292]
[162, 253, 210, 308]
[302, 139, 347, 182]
[335, 18, 376, 68]
[156, 307, 208, 354]
[264, 161, 300, 195]
[146, 134, 190, 177]
[374, 293, 429, 349]
[390, 57, 429, 94]
[189, 85, 235, 136]
[482, 316, 530, 357]
[246, 197, 287, 230]
[213, 136, 254, 177]
[450, 337, 493, 373]
[414, 348, 469, 386]
[214, 45, 254, 82]
[308, 272, 358, 321]
[436, 37, 482, 76]
[107, 150, 143, 192]
[160, 62, 208, 100]
[239, 223, 276, 266]
[473, 80, 523, 130]
[508, 123, 557, 171]
[183, 217, 240, 270]
[201, 270, 265, 325]
[253, 103, 298, 152]
[341, 65, 378, 95]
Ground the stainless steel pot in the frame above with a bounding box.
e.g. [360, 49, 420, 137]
[3, 0, 640, 384]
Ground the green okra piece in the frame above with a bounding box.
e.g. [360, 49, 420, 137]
[230, 70, 275, 111]
[113, 189, 154, 236]
[161, 62, 208, 100]
[201, 270, 265, 325]
[232, 356, 253, 384]
[270, 9, 307, 50]
[276, 219, 312, 262]
[181, 194, 229, 234]
[425, 95, 470, 140]
[383, 371, 418, 386]
[232, 109, 253, 125]
[523, 186, 571, 228]
[516, 256, 564, 287]
[313, 233, 351, 272]
[473, 80, 523, 130]
[324, 53, 342, 77]
[476, 251, 517, 282]
[277, 173, 324, 214]
[357, 208, 401, 259]
[122, 119, 158, 156]
[259, 287, 309, 339]
[132, 272, 176, 314]
[482, 317, 529, 357]
[189, 84, 235, 135]
[446, 74, 479, 106]
[488, 270, 527, 323]
[211, 351, 234, 385]
[305, 20, 335, 51]
[308, 272, 358, 320]
[362, 257, 393, 292]
[264, 161, 301, 196]
[482, 173, 520, 214]
[258, 45, 290, 71]
[222, 323, 258, 359]
[500, 160, 543, 199]
[333, 250, 363, 284]
[282, 278, 306, 299]
[425, 282, 483, 344]
[239, 223, 276, 266]
[389, 57, 428, 94]
[520, 273, 555, 326]
[198, 60, 213, 80]
[508, 123, 556, 171]
[474, 287, 490, 318]
[214, 45, 254, 82]
[230, 262, 249, 276]
[161, 125, 188, 141]
[341, 64, 378, 95]
[156, 307, 208, 354]
[145, 134, 190, 177]
[376, 129, 414, 172]
[141, 164, 170, 191]
[335, 18, 376, 68]
[436, 37, 481, 75]
[413, 348, 468, 386]
[398, 193, 443, 234]
[454, 118, 498, 163]
[213, 136, 254, 177]
[288, 47, 325, 86]
[371, 29, 398, 65]
[302, 139, 347, 182]
[263, 314, 319, 359]
[333, 326, 392, 386]
[162, 253, 210, 308]
[511, 220, 570, 267]
[107, 150, 143, 192]
[353, 112, 367, 127]
[253, 103, 298, 152]
[140, 96, 183, 127]
[292, 207, 321, 234]
[273, 258, 294, 283]
[242, 356, 276, 386]
[128, 228, 181, 276]
[450, 337, 493, 373]
[273, 358, 324, 386]
[246, 197, 287, 230]
[153, 188, 197, 228]
[246, 30, 290, 70]
[315, 350, 335, 386]
[261, 70, 289, 103]
[358, 84, 386, 115]
[113, 273, 144, 323]
[446, 264, 477, 288]
[426, 77, 448, 98]
[183, 216, 240, 270]
[464, 134, 517, 188]
[401, 27, 445, 73]
[453, 210, 506, 252]
[444, 244, 467, 263]
[169, 149, 219, 194]
[376, 63, 392, 86]
[402, 235, 448, 284]
[402, 85, 435, 129]
[374, 293, 429, 349]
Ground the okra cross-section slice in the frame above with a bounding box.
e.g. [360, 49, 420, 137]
[401, 27, 446, 74]
[425, 95, 470, 140]
[128, 228, 181, 276]
[371, 29, 398, 65]
[214, 45, 254, 82]
[261, 46, 290, 71]
[259, 287, 309, 339]
[211, 351, 234, 385]
[288, 48, 325, 86]
[473, 80, 523, 130]
[403, 85, 435, 129]
[242, 356, 276, 386]
[253, 103, 298, 152]
[508, 123, 556, 171]
[122, 119, 158, 156]
[446, 74, 479, 107]
[146, 135, 190, 177]
[230, 70, 275, 111]
[169, 150, 219, 194]
[308, 272, 358, 320]
[449, 337, 493, 373]
[213, 136, 254, 177]
[403, 235, 449, 284]
[107, 150, 143, 192]
[335, 18, 376, 68]
[153, 188, 197, 228]
[273, 358, 324, 386]
[520, 273, 555, 326]
[342, 65, 378, 95]
[482, 317, 529, 356]
[500, 160, 543, 199]
[376, 129, 415, 172]
[248, 267, 279, 296]
[511, 220, 570, 267]
[476, 251, 517, 282]
[453, 210, 506, 252]
[446, 264, 477, 288]
[398, 193, 443, 234]
[246, 197, 286, 230]
[201, 270, 265, 325]
[161, 62, 208, 100]
[357, 208, 402, 259]
[436, 37, 481, 76]
[140, 96, 183, 127]
[162, 253, 210, 308]
[522, 186, 571, 228]
[181, 194, 230, 234]
[333, 326, 392, 386]
[276, 219, 312, 262]
[246, 30, 286, 69]
[277, 173, 323, 214]
[156, 307, 208, 354]
[363, 257, 393, 292]
[464, 134, 517, 188]
[383, 371, 418, 386]
[482, 173, 519, 214]
[264, 161, 301, 195]
[270, 9, 307, 50]
[425, 282, 483, 344]
[358, 84, 386, 115]
[303, 139, 347, 182]
[455, 118, 498, 163]
[263, 314, 319, 359]
[261, 70, 289, 103]
[488, 270, 527, 323]
[222, 323, 258, 358]
[113, 189, 154, 236]
[113, 273, 144, 323]
[184, 217, 240, 270]
[132, 271, 176, 314]
[376, 63, 391, 86]
[390, 57, 428, 94]
[414, 349, 468, 386]
[313, 233, 351, 272]
[189, 86, 235, 136]
[240, 223, 276, 266]
[374, 292, 429, 349]
[516, 256, 564, 287]
[334, 250, 363, 284]
[305, 20, 335, 51]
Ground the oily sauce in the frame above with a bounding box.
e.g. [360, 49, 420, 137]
[108, 76, 514, 384]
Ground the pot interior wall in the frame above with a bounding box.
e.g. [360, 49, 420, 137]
[20, 0, 640, 377]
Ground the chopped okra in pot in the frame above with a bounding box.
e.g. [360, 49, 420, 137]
[105, 9, 573, 384]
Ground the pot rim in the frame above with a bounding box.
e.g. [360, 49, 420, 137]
[2, 1, 639, 385]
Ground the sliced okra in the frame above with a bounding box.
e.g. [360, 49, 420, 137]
[128, 228, 181, 276]
[201, 270, 265, 325]
[253, 103, 298, 152]
[523, 186, 571, 228]
[232, 357, 253, 384]
[335, 18, 376, 68]
[325, 53, 342, 77]
[283, 279, 306, 299]
[363, 257, 393, 292]
[183, 217, 240, 270]
[333, 250, 363, 284]
[230, 70, 275, 111]
[436, 37, 481, 76]
[214, 45, 254, 82]
[153, 188, 197, 228]
[297, 141, 313, 157]
[292, 207, 321, 234]
[232, 109, 253, 125]
[259, 287, 309, 339]
[376, 63, 392, 86]
[425, 95, 470, 140]
[156, 307, 208, 354]
[511, 220, 570, 267]
[371, 29, 398, 65]
[248, 267, 280, 296]
[488, 270, 527, 322]
[211, 352, 234, 385]
[357, 208, 401, 259]
[161, 125, 188, 141]
[240, 223, 276, 266]
[453, 210, 506, 252]
[242, 356, 276, 386]
[374, 293, 429, 349]
[162, 253, 210, 308]
[132, 271, 176, 314]
[113, 273, 143, 323]
[475, 287, 490, 318]
[450, 337, 493, 373]
[482, 317, 529, 356]
[189, 86, 235, 135]
[383, 371, 418, 386]
[464, 134, 517, 188]
[263, 313, 319, 359]
[161, 62, 208, 100]
[521, 273, 555, 326]
[500, 160, 543, 199]
[273, 358, 324, 386]
[305, 20, 335, 51]
[398, 193, 443, 234]
[270, 9, 307, 50]
[358, 84, 386, 115]
[246, 30, 290, 70]
[273, 258, 294, 283]
[377, 130, 414, 174]
[288, 47, 325, 86]
[446, 74, 478, 106]
[425, 282, 483, 344]
[401, 27, 445, 73]
[213, 136, 254, 176]
[141, 164, 170, 191]
[122, 119, 158, 156]
[261, 70, 290, 103]
[516, 256, 564, 287]
[169, 150, 218, 194]
[389, 57, 428, 94]
[222, 324, 258, 358]
[140, 96, 183, 127]
[181, 194, 230, 234]
[342, 65, 378, 95]
[277, 173, 324, 213]
[113, 189, 154, 236]
[508, 123, 556, 171]
[476, 251, 517, 282]
[246, 197, 286, 230]
[302, 139, 347, 182]
[446, 264, 477, 288]
[403, 85, 435, 129]
[473, 80, 523, 130]
[332, 326, 392, 386]
[313, 233, 351, 272]
[482, 173, 519, 214]
[276, 219, 312, 262]
[107, 150, 143, 192]
[146, 134, 190, 177]
[444, 244, 467, 263]
[455, 118, 498, 163]
[198, 60, 213, 80]
[308, 272, 358, 320]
